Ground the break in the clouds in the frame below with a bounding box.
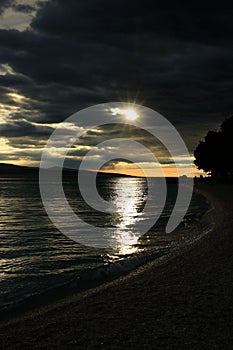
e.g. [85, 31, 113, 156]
[0, 1, 43, 31]
[0, 0, 232, 172]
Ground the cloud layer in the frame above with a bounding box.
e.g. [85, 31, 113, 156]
[0, 0, 232, 171]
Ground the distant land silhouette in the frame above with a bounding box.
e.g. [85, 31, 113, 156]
[0, 163, 134, 178]
[0, 163, 180, 183]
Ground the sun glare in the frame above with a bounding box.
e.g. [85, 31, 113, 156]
[123, 109, 139, 120]
[111, 107, 139, 121]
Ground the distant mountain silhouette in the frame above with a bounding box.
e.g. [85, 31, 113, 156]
[0, 163, 180, 182]
[0, 163, 30, 170]
[0, 163, 134, 178]
[0, 163, 38, 177]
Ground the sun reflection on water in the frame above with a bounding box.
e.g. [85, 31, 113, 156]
[111, 177, 147, 254]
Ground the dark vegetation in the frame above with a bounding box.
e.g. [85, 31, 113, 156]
[194, 116, 233, 182]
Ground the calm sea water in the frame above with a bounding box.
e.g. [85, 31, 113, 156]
[0, 176, 208, 313]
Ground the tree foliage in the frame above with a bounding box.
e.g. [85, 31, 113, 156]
[194, 116, 233, 180]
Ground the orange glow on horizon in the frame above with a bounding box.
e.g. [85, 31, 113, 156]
[98, 165, 201, 178]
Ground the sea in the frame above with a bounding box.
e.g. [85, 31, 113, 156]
[0, 174, 209, 316]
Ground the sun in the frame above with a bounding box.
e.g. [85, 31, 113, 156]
[123, 109, 139, 121]
[111, 107, 139, 121]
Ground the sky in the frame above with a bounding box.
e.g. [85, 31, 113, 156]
[0, 0, 232, 176]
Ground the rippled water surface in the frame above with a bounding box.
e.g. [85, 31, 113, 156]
[0, 176, 206, 312]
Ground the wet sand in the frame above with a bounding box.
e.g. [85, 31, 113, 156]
[0, 184, 233, 349]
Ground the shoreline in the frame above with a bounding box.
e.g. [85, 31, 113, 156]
[1, 184, 233, 349]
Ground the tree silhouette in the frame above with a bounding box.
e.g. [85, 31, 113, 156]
[194, 116, 233, 181]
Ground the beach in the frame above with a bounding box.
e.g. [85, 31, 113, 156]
[0, 184, 233, 349]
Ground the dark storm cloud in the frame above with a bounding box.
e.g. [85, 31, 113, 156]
[0, 118, 54, 137]
[0, 73, 31, 87]
[7, 136, 46, 148]
[0, 0, 232, 163]
[13, 3, 36, 13]
[4, 149, 42, 161]
[31, 0, 233, 44]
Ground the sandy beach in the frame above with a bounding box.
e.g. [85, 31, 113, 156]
[0, 184, 233, 349]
